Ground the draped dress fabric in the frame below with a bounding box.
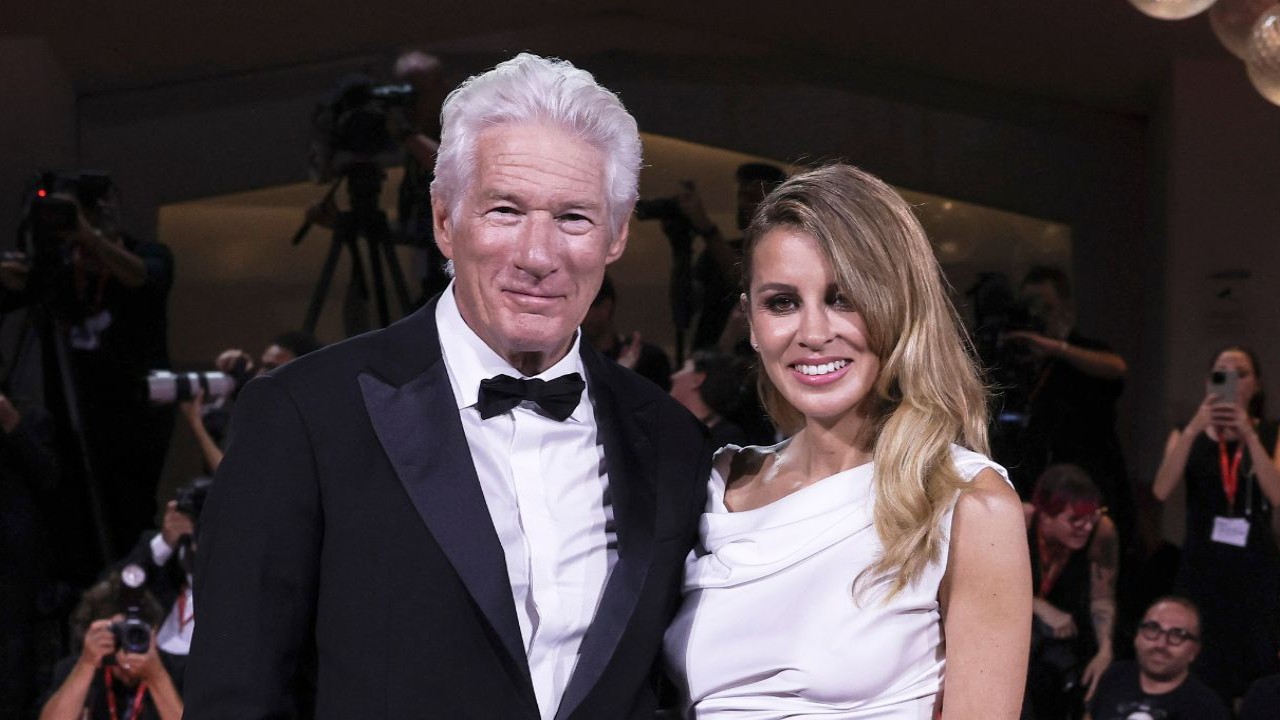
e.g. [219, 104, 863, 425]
[664, 444, 1008, 719]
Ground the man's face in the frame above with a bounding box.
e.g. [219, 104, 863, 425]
[1019, 280, 1069, 333]
[1039, 501, 1103, 551]
[434, 122, 628, 372]
[1135, 601, 1201, 683]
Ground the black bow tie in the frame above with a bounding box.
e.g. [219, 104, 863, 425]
[477, 373, 585, 421]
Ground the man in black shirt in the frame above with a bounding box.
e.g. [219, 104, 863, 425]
[1086, 597, 1229, 720]
[1001, 266, 1134, 547]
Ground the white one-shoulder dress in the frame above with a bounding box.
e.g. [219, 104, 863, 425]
[663, 443, 1008, 719]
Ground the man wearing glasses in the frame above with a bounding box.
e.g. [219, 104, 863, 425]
[1085, 596, 1230, 719]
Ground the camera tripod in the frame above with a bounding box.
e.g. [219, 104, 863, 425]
[294, 161, 413, 337]
[4, 300, 115, 567]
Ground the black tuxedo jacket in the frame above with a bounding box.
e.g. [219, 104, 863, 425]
[184, 299, 711, 719]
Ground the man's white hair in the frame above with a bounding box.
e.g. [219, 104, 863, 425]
[431, 53, 642, 233]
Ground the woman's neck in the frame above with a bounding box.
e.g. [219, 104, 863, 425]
[788, 413, 875, 480]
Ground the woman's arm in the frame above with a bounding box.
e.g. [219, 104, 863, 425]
[939, 468, 1033, 720]
[1081, 516, 1119, 700]
[1153, 397, 1216, 501]
[1242, 415, 1280, 506]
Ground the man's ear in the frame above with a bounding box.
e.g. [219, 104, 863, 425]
[433, 197, 454, 260]
[605, 220, 629, 265]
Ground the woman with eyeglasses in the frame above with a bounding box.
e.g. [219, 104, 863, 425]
[1152, 345, 1280, 705]
[1023, 464, 1119, 720]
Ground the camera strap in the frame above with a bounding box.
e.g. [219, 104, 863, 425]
[1217, 437, 1244, 511]
[177, 584, 195, 632]
[103, 668, 148, 720]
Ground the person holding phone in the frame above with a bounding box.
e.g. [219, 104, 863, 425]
[1152, 345, 1280, 705]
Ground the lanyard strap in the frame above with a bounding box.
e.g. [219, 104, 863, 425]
[1035, 525, 1067, 598]
[177, 585, 194, 631]
[103, 668, 148, 720]
[1218, 437, 1245, 510]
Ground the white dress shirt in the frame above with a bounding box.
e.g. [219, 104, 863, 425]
[436, 285, 616, 720]
[149, 534, 195, 655]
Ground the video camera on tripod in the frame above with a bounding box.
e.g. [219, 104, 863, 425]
[16, 171, 116, 298]
[310, 75, 417, 181]
[294, 74, 418, 337]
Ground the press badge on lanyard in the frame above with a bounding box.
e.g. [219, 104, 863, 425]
[1211, 437, 1250, 548]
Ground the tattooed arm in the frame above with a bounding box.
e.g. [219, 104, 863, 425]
[1081, 515, 1119, 700]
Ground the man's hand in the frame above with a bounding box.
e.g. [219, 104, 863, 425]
[0, 393, 21, 434]
[1002, 330, 1061, 358]
[1081, 645, 1113, 701]
[117, 631, 168, 684]
[1033, 600, 1077, 639]
[78, 619, 118, 671]
[215, 349, 255, 376]
[0, 251, 30, 293]
[160, 500, 196, 549]
[179, 388, 206, 429]
[617, 331, 644, 370]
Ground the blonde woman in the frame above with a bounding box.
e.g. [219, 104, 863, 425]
[663, 164, 1031, 719]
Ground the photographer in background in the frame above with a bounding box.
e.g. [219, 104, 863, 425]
[113, 476, 212, 680]
[390, 51, 451, 304]
[38, 571, 182, 720]
[676, 163, 786, 351]
[582, 274, 672, 391]
[178, 332, 320, 473]
[2, 172, 174, 580]
[999, 266, 1134, 549]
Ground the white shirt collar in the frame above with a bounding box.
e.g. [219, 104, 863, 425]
[436, 282, 591, 422]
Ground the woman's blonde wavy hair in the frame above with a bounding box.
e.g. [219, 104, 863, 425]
[741, 164, 990, 601]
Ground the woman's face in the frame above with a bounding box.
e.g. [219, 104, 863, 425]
[746, 228, 880, 427]
[1210, 349, 1259, 410]
[1041, 503, 1102, 551]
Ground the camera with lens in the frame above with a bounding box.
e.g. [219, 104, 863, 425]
[172, 475, 213, 574]
[18, 171, 116, 291]
[109, 563, 152, 655]
[634, 181, 697, 240]
[173, 475, 213, 521]
[146, 354, 252, 405]
[110, 613, 152, 655]
[311, 74, 417, 180]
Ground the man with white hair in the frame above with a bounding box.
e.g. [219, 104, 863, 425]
[184, 54, 712, 719]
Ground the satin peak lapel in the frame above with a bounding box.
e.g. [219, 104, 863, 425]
[555, 352, 658, 720]
[359, 363, 532, 695]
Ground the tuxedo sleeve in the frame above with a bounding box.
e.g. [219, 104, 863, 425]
[184, 374, 322, 719]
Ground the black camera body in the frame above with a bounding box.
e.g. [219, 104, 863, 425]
[110, 613, 152, 655]
[173, 475, 214, 522]
[19, 171, 116, 296]
[314, 75, 417, 168]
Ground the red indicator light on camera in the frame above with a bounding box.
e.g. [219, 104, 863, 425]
[37, 189, 47, 197]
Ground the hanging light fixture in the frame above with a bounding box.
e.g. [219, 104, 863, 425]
[1209, 0, 1275, 57]
[1128, 0, 1219, 20]
[1245, 5, 1280, 104]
